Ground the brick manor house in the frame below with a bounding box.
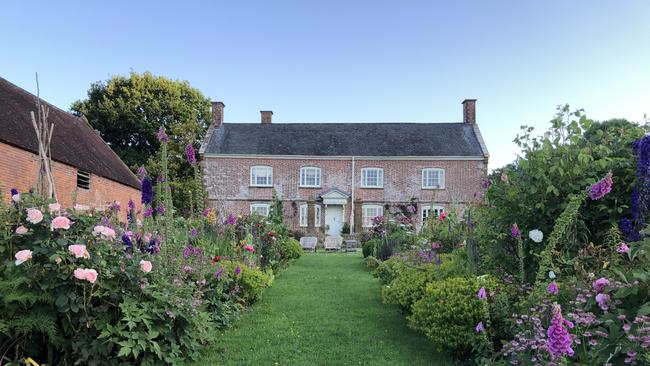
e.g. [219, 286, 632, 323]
[199, 100, 489, 235]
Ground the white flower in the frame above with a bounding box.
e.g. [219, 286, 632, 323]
[548, 271, 556, 279]
[528, 229, 544, 243]
[12, 194, 20, 203]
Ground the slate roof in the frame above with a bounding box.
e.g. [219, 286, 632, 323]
[0, 77, 140, 189]
[203, 122, 488, 157]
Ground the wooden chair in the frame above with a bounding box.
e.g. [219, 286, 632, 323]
[300, 236, 318, 252]
[323, 236, 342, 252]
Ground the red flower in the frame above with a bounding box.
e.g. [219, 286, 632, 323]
[437, 212, 448, 222]
[212, 255, 222, 264]
[268, 231, 275, 237]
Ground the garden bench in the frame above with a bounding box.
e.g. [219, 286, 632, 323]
[323, 236, 342, 252]
[342, 239, 358, 253]
[300, 236, 318, 252]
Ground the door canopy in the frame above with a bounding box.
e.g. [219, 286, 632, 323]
[319, 188, 350, 205]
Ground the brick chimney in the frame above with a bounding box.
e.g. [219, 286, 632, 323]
[211, 101, 225, 128]
[261, 111, 273, 124]
[462, 99, 476, 124]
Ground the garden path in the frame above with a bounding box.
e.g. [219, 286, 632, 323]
[192, 253, 454, 365]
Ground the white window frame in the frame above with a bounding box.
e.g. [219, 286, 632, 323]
[250, 203, 270, 217]
[421, 205, 445, 221]
[315, 205, 321, 227]
[299, 204, 308, 227]
[250, 166, 273, 187]
[362, 204, 384, 228]
[422, 168, 445, 189]
[361, 168, 384, 188]
[300, 167, 322, 188]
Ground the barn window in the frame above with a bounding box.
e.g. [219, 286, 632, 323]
[76, 170, 90, 190]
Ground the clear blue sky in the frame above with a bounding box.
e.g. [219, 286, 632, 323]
[2, 0, 649, 169]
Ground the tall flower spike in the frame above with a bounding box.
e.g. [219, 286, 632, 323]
[141, 177, 153, 205]
[588, 172, 613, 200]
[185, 142, 196, 165]
[157, 126, 170, 143]
[511, 223, 521, 239]
[547, 304, 574, 359]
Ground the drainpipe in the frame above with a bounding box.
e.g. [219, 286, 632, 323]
[350, 156, 355, 233]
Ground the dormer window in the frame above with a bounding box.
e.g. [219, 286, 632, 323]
[250, 166, 273, 187]
[300, 167, 321, 188]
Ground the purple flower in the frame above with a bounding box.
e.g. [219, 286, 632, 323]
[141, 177, 153, 205]
[547, 281, 559, 295]
[430, 242, 440, 251]
[596, 293, 611, 311]
[215, 267, 225, 279]
[157, 174, 165, 183]
[234, 266, 241, 275]
[157, 126, 169, 143]
[203, 208, 210, 217]
[136, 166, 147, 178]
[122, 233, 133, 250]
[190, 228, 198, 237]
[592, 278, 610, 293]
[547, 304, 574, 359]
[589, 172, 613, 200]
[225, 213, 237, 225]
[511, 223, 521, 239]
[10, 188, 18, 196]
[405, 204, 416, 213]
[617, 242, 630, 254]
[143, 207, 154, 218]
[157, 204, 165, 215]
[128, 198, 135, 210]
[477, 287, 487, 300]
[624, 323, 632, 332]
[481, 178, 491, 189]
[475, 321, 484, 333]
[185, 143, 196, 165]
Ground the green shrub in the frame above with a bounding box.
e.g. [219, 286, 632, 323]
[407, 277, 485, 355]
[221, 261, 273, 305]
[362, 241, 374, 258]
[365, 256, 381, 269]
[276, 237, 302, 261]
[373, 255, 407, 285]
[381, 252, 471, 311]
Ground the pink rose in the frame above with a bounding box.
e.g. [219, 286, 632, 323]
[73, 268, 87, 280]
[15, 249, 32, 265]
[617, 242, 630, 254]
[140, 260, 153, 273]
[244, 245, 255, 252]
[92, 225, 105, 236]
[26, 208, 43, 224]
[74, 268, 98, 283]
[102, 227, 116, 239]
[51, 216, 71, 230]
[144, 233, 152, 242]
[48, 202, 61, 213]
[84, 269, 98, 284]
[93, 225, 116, 240]
[68, 244, 90, 259]
[15, 225, 28, 235]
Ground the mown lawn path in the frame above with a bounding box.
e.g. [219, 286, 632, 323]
[191, 253, 453, 365]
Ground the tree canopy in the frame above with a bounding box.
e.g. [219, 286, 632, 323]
[71, 71, 212, 214]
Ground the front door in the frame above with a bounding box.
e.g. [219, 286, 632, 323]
[325, 205, 343, 236]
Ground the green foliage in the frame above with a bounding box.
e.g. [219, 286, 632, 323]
[71, 71, 211, 216]
[221, 261, 273, 305]
[407, 277, 494, 356]
[479, 107, 646, 276]
[268, 189, 284, 226]
[381, 253, 471, 312]
[362, 241, 374, 258]
[276, 237, 302, 261]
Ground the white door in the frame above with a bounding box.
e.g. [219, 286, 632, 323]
[325, 205, 343, 236]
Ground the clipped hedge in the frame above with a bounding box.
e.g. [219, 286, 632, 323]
[276, 237, 302, 261]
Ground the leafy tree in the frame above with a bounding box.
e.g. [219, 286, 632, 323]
[71, 71, 211, 215]
[478, 105, 647, 276]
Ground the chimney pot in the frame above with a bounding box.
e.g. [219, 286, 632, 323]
[211, 101, 225, 128]
[261, 110, 273, 124]
[462, 99, 476, 124]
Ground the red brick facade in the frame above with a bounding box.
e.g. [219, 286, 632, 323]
[202, 155, 486, 233]
[0, 142, 141, 221]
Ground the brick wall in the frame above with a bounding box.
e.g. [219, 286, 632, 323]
[202, 156, 486, 231]
[0, 142, 141, 221]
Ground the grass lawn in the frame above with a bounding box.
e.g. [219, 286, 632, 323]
[190, 252, 455, 365]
